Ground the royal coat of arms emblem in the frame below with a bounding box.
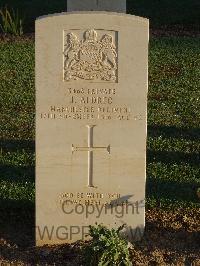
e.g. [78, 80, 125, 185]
[63, 29, 118, 82]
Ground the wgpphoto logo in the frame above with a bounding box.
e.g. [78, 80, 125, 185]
[61, 199, 141, 218]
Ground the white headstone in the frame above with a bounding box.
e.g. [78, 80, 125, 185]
[67, 0, 126, 13]
[36, 12, 148, 246]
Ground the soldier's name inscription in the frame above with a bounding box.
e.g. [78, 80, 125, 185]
[39, 86, 143, 121]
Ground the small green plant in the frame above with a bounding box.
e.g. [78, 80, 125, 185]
[0, 6, 23, 36]
[84, 224, 132, 266]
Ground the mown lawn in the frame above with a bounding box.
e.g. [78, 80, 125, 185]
[0, 41, 35, 208]
[147, 38, 200, 208]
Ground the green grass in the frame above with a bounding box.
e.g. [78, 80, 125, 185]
[0, 41, 35, 211]
[0, 37, 199, 214]
[147, 38, 200, 208]
[0, 0, 199, 32]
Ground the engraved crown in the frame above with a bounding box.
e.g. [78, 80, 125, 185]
[84, 29, 98, 42]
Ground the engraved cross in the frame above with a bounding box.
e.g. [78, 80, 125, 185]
[72, 125, 110, 187]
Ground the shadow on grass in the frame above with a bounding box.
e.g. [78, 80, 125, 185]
[148, 125, 200, 141]
[0, 139, 35, 182]
[0, 164, 34, 182]
[147, 150, 199, 166]
[0, 140, 35, 247]
[147, 125, 200, 166]
[147, 125, 200, 205]
[0, 139, 35, 152]
[0, 200, 34, 247]
[146, 177, 200, 205]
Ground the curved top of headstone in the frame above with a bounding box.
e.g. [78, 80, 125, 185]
[36, 11, 148, 24]
[67, 0, 126, 13]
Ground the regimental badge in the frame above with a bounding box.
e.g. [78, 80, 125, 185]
[63, 29, 118, 82]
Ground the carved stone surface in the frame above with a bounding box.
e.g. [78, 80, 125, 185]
[64, 29, 118, 82]
[36, 12, 148, 246]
